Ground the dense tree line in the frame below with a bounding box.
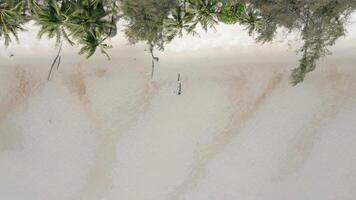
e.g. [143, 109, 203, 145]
[1, 0, 355, 84]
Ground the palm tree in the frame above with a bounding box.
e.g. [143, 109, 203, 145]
[67, 0, 114, 58]
[218, 0, 246, 24]
[35, 0, 74, 45]
[68, 0, 113, 37]
[78, 29, 112, 59]
[187, 0, 220, 31]
[164, 6, 196, 41]
[0, 0, 25, 46]
[34, 0, 76, 80]
[23, 0, 42, 16]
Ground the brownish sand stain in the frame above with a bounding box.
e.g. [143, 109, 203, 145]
[0, 67, 42, 121]
[66, 69, 100, 126]
[167, 73, 284, 200]
[94, 69, 108, 78]
[68, 71, 89, 104]
[276, 69, 356, 180]
[0, 67, 44, 152]
[72, 66, 160, 200]
[80, 82, 160, 200]
[66, 68, 109, 200]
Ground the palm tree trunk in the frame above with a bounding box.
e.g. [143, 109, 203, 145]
[149, 44, 159, 62]
[48, 41, 63, 80]
[151, 60, 155, 80]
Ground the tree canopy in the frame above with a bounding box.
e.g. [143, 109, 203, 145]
[1, 0, 355, 85]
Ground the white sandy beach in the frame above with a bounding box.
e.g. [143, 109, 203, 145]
[1, 22, 356, 200]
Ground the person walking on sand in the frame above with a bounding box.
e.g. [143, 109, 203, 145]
[177, 73, 182, 95]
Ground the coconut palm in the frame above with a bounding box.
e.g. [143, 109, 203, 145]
[67, 0, 114, 58]
[0, 0, 25, 46]
[35, 0, 78, 80]
[35, 0, 74, 45]
[22, 0, 42, 16]
[218, 0, 246, 24]
[67, 0, 113, 38]
[78, 29, 112, 59]
[187, 0, 220, 31]
[164, 6, 196, 41]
